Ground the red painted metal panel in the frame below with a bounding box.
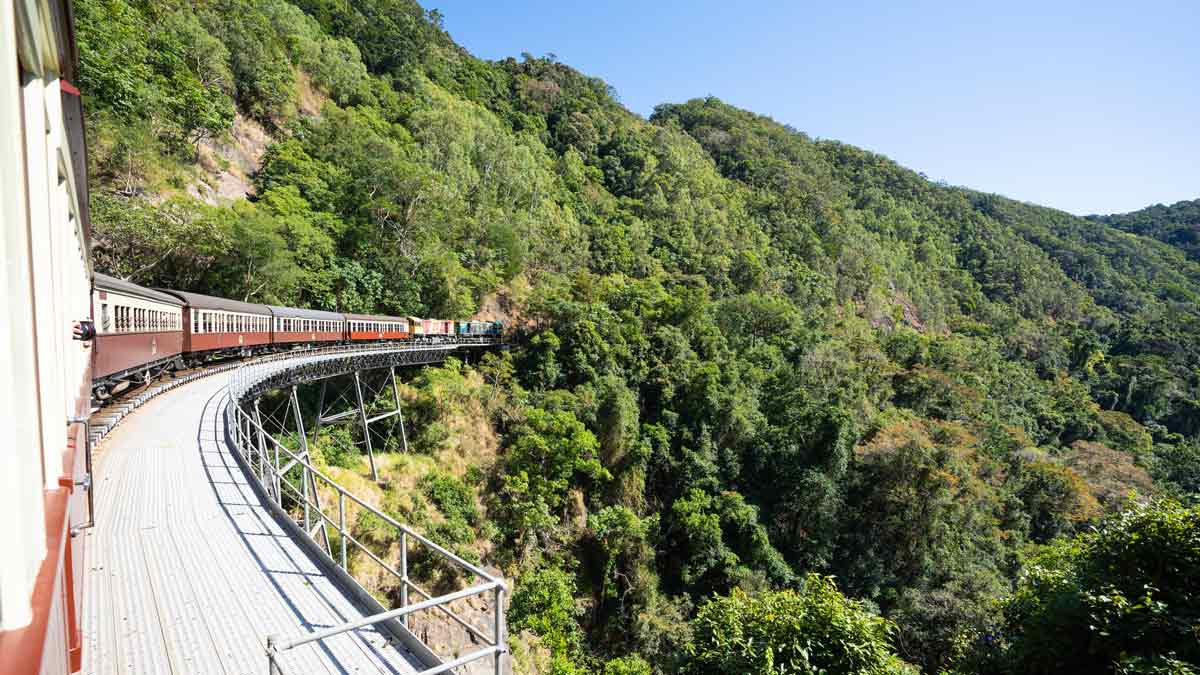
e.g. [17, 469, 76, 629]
[273, 331, 342, 344]
[185, 331, 271, 354]
[349, 330, 409, 341]
[93, 331, 183, 379]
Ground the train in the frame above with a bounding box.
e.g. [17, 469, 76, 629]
[90, 273, 502, 400]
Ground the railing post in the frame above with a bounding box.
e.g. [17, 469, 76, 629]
[238, 406, 247, 455]
[266, 634, 282, 675]
[254, 399, 267, 484]
[233, 405, 242, 450]
[494, 584, 505, 675]
[400, 530, 408, 629]
[291, 386, 311, 533]
[338, 491, 347, 570]
[273, 433, 281, 506]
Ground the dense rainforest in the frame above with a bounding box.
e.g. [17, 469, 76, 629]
[74, 0, 1200, 672]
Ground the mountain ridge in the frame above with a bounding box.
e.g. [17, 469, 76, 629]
[74, 0, 1200, 672]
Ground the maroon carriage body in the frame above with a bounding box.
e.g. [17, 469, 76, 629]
[92, 274, 185, 381]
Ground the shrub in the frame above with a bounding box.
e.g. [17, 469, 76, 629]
[685, 574, 905, 675]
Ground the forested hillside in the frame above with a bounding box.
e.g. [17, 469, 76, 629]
[1090, 199, 1200, 263]
[75, 0, 1200, 672]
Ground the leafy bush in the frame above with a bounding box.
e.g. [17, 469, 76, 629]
[1001, 499, 1200, 673]
[685, 575, 906, 675]
[509, 567, 587, 674]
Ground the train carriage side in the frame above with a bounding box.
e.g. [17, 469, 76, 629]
[346, 313, 409, 341]
[92, 273, 184, 393]
[269, 305, 344, 345]
[158, 289, 272, 361]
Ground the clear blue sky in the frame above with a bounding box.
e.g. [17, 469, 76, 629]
[430, 0, 1198, 216]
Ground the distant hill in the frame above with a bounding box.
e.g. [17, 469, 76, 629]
[1089, 199, 1200, 262]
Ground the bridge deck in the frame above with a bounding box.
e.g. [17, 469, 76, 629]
[82, 367, 423, 675]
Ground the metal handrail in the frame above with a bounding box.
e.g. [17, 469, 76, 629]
[224, 345, 506, 675]
[233, 390, 504, 585]
[67, 415, 94, 533]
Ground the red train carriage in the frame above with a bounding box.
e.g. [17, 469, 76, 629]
[269, 305, 344, 345]
[160, 289, 272, 362]
[422, 318, 455, 341]
[346, 313, 409, 341]
[91, 274, 184, 396]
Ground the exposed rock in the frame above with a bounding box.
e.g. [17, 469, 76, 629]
[191, 112, 272, 204]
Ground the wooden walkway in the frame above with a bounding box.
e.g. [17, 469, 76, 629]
[81, 368, 423, 675]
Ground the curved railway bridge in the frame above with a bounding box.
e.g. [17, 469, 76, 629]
[81, 344, 507, 675]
